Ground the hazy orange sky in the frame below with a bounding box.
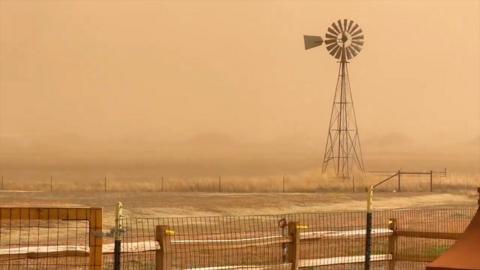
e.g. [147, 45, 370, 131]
[0, 0, 479, 173]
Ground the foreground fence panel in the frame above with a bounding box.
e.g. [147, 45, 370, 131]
[111, 207, 476, 270]
[0, 206, 475, 269]
[0, 207, 102, 270]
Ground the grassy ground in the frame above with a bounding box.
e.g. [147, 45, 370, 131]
[0, 190, 477, 227]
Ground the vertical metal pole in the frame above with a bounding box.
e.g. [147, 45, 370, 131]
[161, 176, 164, 192]
[397, 170, 401, 192]
[114, 202, 123, 270]
[365, 186, 373, 270]
[283, 176, 285, 193]
[104, 176, 107, 192]
[2, 176, 4, 190]
[50, 176, 53, 192]
[430, 170, 433, 192]
[218, 176, 221, 192]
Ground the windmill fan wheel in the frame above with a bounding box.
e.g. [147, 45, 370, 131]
[325, 19, 364, 60]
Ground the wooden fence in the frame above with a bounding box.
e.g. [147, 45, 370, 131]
[0, 206, 471, 269]
[0, 207, 103, 270]
[153, 218, 463, 270]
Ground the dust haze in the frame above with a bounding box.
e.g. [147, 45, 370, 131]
[1, 0, 479, 179]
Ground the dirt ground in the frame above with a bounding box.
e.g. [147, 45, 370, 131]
[0, 190, 477, 227]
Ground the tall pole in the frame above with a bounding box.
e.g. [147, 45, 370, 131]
[113, 202, 123, 270]
[365, 186, 373, 270]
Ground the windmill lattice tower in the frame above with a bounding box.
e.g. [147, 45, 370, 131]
[304, 19, 365, 178]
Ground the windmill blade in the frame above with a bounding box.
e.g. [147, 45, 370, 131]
[351, 43, 362, 53]
[346, 47, 353, 59]
[347, 20, 354, 32]
[351, 28, 362, 36]
[347, 46, 358, 57]
[337, 20, 344, 32]
[352, 35, 364, 40]
[351, 39, 364, 46]
[325, 38, 337, 45]
[343, 19, 348, 31]
[329, 45, 340, 57]
[331, 23, 340, 33]
[327, 26, 338, 35]
[303, 35, 323, 50]
[350, 24, 359, 34]
[326, 42, 338, 51]
[334, 47, 343, 59]
[325, 33, 337, 39]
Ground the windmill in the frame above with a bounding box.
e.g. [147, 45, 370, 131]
[304, 19, 365, 178]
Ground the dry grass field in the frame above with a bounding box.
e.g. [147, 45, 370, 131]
[1, 189, 477, 228]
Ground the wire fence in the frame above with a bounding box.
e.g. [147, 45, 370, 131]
[0, 207, 102, 270]
[107, 206, 476, 270]
[0, 205, 476, 269]
[1, 169, 470, 193]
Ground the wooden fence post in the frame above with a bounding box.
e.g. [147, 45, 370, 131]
[388, 218, 397, 270]
[287, 222, 300, 270]
[156, 225, 173, 270]
[89, 208, 103, 270]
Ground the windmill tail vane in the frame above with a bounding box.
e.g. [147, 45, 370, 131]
[304, 19, 365, 178]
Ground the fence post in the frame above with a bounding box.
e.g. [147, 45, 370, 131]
[387, 218, 397, 270]
[397, 171, 401, 192]
[156, 225, 173, 270]
[365, 186, 374, 270]
[287, 221, 300, 270]
[218, 176, 222, 192]
[89, 208, 103, 270]
[430, 170, 433, 192]
[113, 202, 123, 270]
